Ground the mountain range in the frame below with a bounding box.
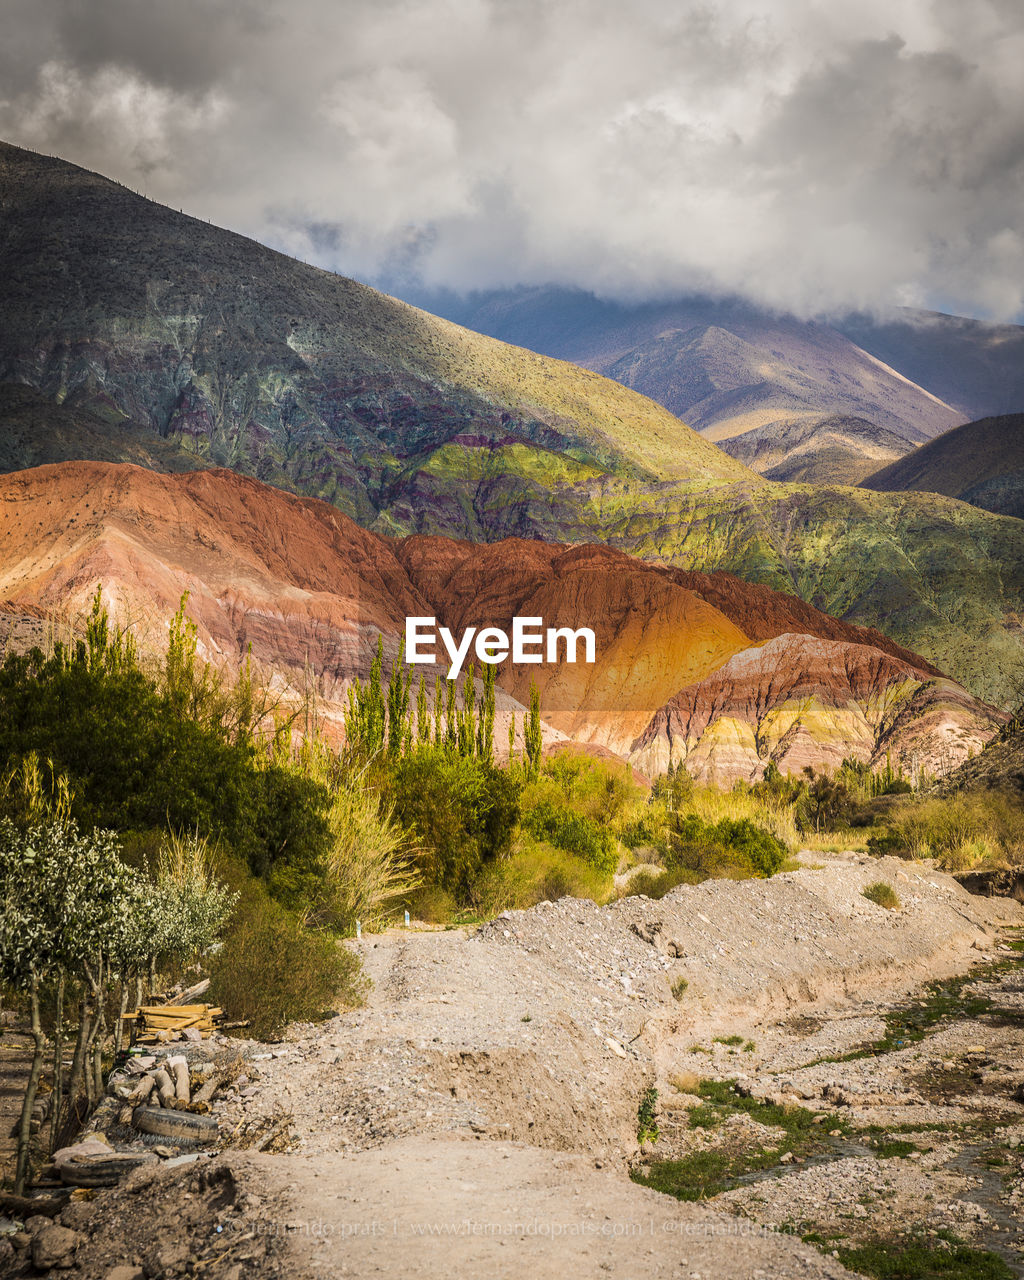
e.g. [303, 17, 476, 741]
[0, 461, 1001, 784]
[1, 139, 1023, 763]
[419, 286, 1024, 490]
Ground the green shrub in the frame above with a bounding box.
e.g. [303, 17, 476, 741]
[208, 883, 364, 1040]
[863, 882, 901, 910]
[637, 1087, 659, 1144]
[0, 609, 333, 885]
[621, 811, 664, 849]
[522, 797, 617, 873]
[623, 867, 703, 899]
[662, 813, 787, 879]
[385, 746, 521, 901]
[543, 752, 643, 828]
[868, 792, 1024, 870]
[671, 976, 689, 1000]
[406, 883, 458, 924]
[469, 835, 613, 913]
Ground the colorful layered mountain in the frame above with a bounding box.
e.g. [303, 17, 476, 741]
[2, 142, 1024, 708]
[0, 140, 749, 519]
[630, 634, 996, 784]
[862, 414, 1024, 520]
[0, 461, 1003, 782]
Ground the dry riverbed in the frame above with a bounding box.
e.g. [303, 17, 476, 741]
[2, 852, 1023, 1280]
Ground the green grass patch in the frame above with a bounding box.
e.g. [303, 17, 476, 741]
[634, 1079, 850, 1200]
[809, 954, 1023, 1065]
[713, 1034, 745, 1046]
[871, 1139, 920, 1158]
[862, 881, 901, 910]
[836, 1231, 1014, 1280]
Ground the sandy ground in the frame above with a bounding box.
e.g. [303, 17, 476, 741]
[3, 853, 1022, 1279]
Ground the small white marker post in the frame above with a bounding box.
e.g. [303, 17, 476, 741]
[404, 909, 410, 928]
[356, 920, 362, 939]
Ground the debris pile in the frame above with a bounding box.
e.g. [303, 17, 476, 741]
[125, 1003, 225, 1043]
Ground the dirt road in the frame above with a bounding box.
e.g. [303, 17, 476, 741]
[7, 853, 1023, 1279]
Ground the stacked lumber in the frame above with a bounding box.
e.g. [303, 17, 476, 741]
[126, 1004, 224, 1043]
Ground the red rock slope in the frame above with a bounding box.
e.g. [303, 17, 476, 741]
[0, 461, 1002, 780]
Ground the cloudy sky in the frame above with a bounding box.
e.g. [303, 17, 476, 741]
[2, 0, 1023, 319]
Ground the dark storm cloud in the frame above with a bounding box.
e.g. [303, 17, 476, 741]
[2, 0, 1023, 318]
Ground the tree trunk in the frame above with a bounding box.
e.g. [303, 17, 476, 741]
[66, 994, 90, 1114]
[48, 973, 65, 1155]
[112, 981, 130, 1058]
[14, 975, 46, 1196]
[82, 956, 106, 1105]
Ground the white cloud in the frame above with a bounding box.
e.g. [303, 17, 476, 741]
[2, 0, 1023, 318]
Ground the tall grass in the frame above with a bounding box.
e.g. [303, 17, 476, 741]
[287, 739, 419, 931]
[870, 792, 1024, 871]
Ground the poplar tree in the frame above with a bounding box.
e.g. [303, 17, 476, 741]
[416, 675, 430, 744]
[525, 679, 542, 779]
[477, 662, 496, 762]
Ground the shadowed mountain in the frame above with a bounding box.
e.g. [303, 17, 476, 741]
[720, 414, 913, 485]
[0, 383, 209, 475]
[0, 140, 750, 532]
[862, 414, 1024, 520]
[0, 461, 1002, 783]
[837, 310, 1024, 422]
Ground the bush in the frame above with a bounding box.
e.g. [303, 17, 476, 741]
[405, 883, 458, 924]
[662, 814, 787, 879]
[384, 747, 521, 902]
[522, 797, 617, 873]
[862, 881, 901, 910]
[0, 623, 333, 885]
[867, 792, 1024, 870]
[208, 883, 364, 1040]
[469, 834, 613, 913]
[543, 752, 643, 827]
[621, 867, 703, 899]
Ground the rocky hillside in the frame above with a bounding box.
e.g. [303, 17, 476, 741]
[426, 286, 962, 444]
[719, 414, 913, 485]
[0, 139, 749, 523]
[863, 413, 1024, 520]
[0, 461, 1003, 782]
[631, 634, 996, 784]
[838, 307, 1024, 422]
[3, 142, 1024, 706]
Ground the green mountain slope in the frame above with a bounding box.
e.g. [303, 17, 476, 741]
[862, 413, 1024, 520]
[420, 285, 963, 444]
[0, 140, 750, 523]
[0, 383, 209, 475]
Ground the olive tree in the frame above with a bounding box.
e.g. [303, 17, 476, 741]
[0, 818, 136, 1194]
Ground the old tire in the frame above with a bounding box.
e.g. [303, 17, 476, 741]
[131, 1105, 219, 1146]
[58, 1151, 156, 1187]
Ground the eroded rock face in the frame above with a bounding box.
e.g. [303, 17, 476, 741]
[630, 633, 1003, 783]
[0, 461, 1003, 779]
